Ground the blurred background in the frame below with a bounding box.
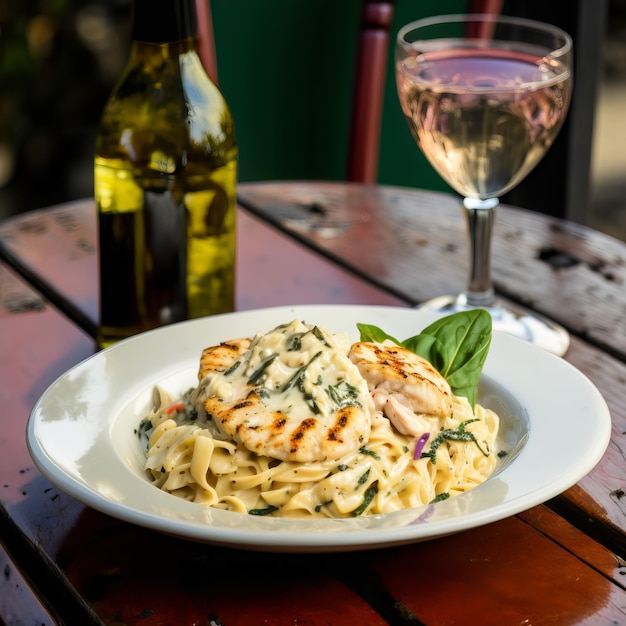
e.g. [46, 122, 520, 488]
[0, 0, 625, 239]
[0, 0, 130, 219]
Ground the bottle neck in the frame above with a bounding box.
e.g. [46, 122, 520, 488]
[131, 0, 198, 43]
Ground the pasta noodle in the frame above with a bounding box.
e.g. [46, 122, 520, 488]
[140, 320, 500, 519]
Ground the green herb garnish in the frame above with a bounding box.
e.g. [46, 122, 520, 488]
[135, 418, 151, 439]
[247, 353, 279, 385]
[312, 325, 328, 345]
[429, 492, 450, 504]
[281, 351, 322, 392]
[357, 468, 371, 485]
[299, 378, 322, 414]
[359, 446, 381, 460]
[326, 380, 361, 409]
[353, 483, 378, 516]
[421, 419, 489, 464]
[248, 505, 279, 516]
[223, 359, 242, 376]
[286, 332, 304, 351]
[315, 501, 333, 512]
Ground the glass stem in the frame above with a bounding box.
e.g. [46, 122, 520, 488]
[462, 197, 498, 308]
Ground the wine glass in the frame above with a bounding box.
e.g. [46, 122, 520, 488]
[395, 14, 573, 355]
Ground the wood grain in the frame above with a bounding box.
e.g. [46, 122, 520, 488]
[238, 182, 626, 356]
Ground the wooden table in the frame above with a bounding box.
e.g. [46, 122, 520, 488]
[0, 182, 624, 625]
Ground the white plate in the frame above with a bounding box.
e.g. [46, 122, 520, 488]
[27, 305, 611, 553]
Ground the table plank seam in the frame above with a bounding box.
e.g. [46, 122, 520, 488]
[546, 496, 626, 564]
[0, 504, 104, 625]
[0, 238, 98, 339]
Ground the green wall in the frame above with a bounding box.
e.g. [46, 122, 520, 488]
[211, 0, 466, 192]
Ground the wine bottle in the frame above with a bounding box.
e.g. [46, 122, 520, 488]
[94, 0, 237, 349]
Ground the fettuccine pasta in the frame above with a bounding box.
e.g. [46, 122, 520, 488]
[139, 319, 500, 518]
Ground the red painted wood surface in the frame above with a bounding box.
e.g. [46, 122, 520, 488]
[0, 188, 624, 624]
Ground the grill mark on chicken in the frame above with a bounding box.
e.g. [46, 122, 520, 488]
[203, 390, 368, 461]
[198, 338, 252, 382]
[195, 323, 373, 463]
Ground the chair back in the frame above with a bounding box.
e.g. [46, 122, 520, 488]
[195, 0, 219, 85]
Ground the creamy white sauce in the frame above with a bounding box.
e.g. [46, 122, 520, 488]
[201, 320, 371, 420]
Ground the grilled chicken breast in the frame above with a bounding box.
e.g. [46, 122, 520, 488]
[194, 320, 373, 463]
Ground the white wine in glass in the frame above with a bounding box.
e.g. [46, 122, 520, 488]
[396, 14, 573, 355]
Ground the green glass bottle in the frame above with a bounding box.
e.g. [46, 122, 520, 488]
[95, 0, 237, 349]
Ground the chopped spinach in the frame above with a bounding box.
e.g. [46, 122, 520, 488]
[429, 492, 450, 504]
[353, 483, 378, 516]
[247, 353, 279, 385]
[248, 505, 279, 516]
[420, 419, 489, 464]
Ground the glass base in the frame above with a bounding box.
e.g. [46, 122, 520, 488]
[418, 295, 570, 356]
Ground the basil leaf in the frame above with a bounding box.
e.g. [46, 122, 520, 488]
[356, 323, 400, 345]
[412, 310, 491, 409]
[358, 310, 491, 410]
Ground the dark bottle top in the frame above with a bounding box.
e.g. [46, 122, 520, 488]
[132, 0, 198, 43]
